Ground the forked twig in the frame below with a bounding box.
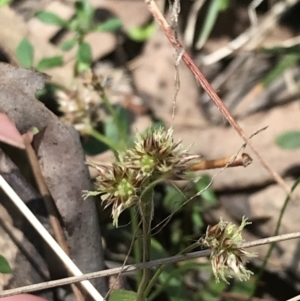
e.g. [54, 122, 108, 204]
[144, 0, 291, 197]
[0, 232, 299, 298]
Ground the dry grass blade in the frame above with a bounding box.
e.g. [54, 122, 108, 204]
[144, 0, 291, 197]
[202, 0, 299, 65]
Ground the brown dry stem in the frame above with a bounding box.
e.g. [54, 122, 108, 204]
[144, 0, 291, 197]
[188, 153, 252, 171]
[0, 231, 300, 298]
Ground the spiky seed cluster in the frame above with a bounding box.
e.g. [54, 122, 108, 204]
[87, 163, 147, 226]
[120, 127, 194, 177]
[199, 217, 256, 283]
[86, 127, 198, 226]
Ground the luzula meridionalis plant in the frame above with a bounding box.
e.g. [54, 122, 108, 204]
[199, 216, 256, 283]
[85, 127, 198, 226]
[84, 126, 255, 299]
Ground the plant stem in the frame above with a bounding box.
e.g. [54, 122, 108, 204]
[144, 242, 200, 298]
[130, 208, 143, 289]
[248, 177, 300, 300]
[94, 82, 127, 149]
[136, 188, 154, 301]
[88, 128, 119, 152]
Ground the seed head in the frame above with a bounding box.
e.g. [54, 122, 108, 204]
[87, 163, 147, 227]
[120, 127, 196, 178]
[199, 217, 256, 283]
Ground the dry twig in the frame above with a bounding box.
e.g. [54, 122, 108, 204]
[144, 0, 291, 197]
[0, 231, 299, 298]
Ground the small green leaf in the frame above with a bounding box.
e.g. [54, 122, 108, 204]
[0, 255, 11, 274]
[127, 23, 156, 42]
[194, 174, 217, 204]
[261, 45, 300, 55]
[163, 185, 185, 212]
[95, 18, 123, 32]
[192, 211, 204, 229]
[219, 0, 230, 11]
[276, 131, 300, 149]
[76, 42, 92, 73]
[0, 0, 12, 8]
[75, 0, 94, 32]
[109, 290, 137, 301]
[196, 0, 221, 49]
[16, 38, 34, 68]
[36, 56, 63, 71]
[60, 39, 77, 51]
[262, 54, 300, 87]
[35, 11, 67, 27]
[104, 106, 129, 147]
[68, 19, 79, 31]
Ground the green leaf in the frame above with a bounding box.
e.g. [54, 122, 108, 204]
[76, 42, 92, 73]
[0, 255, 11, 274]
[127, 23, 156, 42]
[82, 135, 109, 155]
[109, 290, 137, 301]
[0, 0, 12, 8]
[192, 211, 204, 229]
[36, 55, 63, 71]
[75, 0, 94, 32]
[219, 0, 230, 11]
[163, 185, 185, 212]
[104, 106, 129, 147]
[196, 0, 221, 49]
[16, 38, 34, 68]
[261, 44, 300, 55]
[95, 18, 123, 32]
[198, 278, 226, 301]
[68, 19, 79, 31]
[276, 131, 300, 149]
[262, 54, 300, 87]
[60, 39, 77, 51]
[194, 174, 218, 204]
[35, 11, 67, 27]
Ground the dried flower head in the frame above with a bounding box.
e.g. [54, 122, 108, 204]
[56, 70, 104, 133]
[199, 217, 256, 283]
[85, 162, 147, 226]
[57, 66, 142, 133]
[120, 127, 196, 178]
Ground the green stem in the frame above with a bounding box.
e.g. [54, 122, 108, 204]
[248, 177, 300, 300]
[96, 85, 127, 149]
[130, 208, 142, 289]
[88, 128, 119, 152]
[136, 188, 154, 301]
[145, 242, 200, 299]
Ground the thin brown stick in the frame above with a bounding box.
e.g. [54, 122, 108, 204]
[1, 231, 300, 298]
[188, 153, 252, 171]
[144, 0, 291, 197]
[23, 134, 85, 301]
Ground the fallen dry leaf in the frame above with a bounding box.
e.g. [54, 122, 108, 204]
[0, 113, 24, 149]
[0, 62, 106, 294]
